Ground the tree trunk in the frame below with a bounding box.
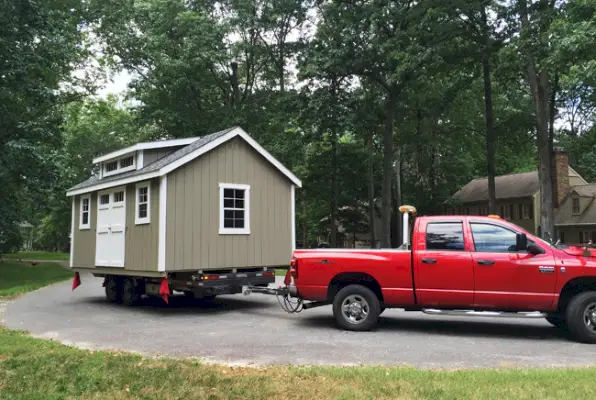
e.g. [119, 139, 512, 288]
[330, 133, 339, 247]
[367, 130, 376, 248]
[302, 200, 308, 248]
[481, 6, 497, 215]
[394, 147, 402, 245]
[381, 90, 397, 248]
[230, 62, 240, 109]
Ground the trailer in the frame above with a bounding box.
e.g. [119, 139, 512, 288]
[67, 126, 301, 304]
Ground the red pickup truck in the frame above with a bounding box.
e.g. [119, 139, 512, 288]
[288, 206, 596, 344]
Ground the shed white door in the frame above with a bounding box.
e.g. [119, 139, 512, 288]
[95, 188, 126, 267]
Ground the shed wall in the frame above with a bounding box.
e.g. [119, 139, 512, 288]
[72, 193, 97, 268]
[124, 178, 160, 271]
[165, 137, 293, 271]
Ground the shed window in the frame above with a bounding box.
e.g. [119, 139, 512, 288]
[219, 183, 250, 234]
[135, 182, 150, 225]
[105, 161, 118, 172]
[79, 195, 90, 230]
[120, 156, 134, 168]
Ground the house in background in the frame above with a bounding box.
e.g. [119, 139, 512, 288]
[447, 150, 595, 242]
[18, 222, 33, 250]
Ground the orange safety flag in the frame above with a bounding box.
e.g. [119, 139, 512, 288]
[72, 272, 81, 291]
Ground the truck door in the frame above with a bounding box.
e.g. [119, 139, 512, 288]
[468, 221, 557, 310]
[414, 220, 475, 307]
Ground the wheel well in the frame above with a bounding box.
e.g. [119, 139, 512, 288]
[327, 273, 384, 304]
[557, 277, 596, 313]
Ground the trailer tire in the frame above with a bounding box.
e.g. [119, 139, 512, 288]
[566, 291, 596, 343]
[121, 278, 141, 306]
[105, 276, 122, 304]
[333, 284, 380, 331]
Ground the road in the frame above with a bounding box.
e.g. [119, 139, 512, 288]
[4, 274, 595, 369]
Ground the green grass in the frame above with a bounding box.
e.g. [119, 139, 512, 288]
[275, 268, 288, 276]
[1, 262, 596, 399]
[2, 251, 69, 261]
[1, 328, 596, 400]
[0, 261, 73, 297]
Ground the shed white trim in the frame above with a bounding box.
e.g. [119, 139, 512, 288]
[137, 150, 144, 170]
[93, 137, 200, 163]
[67, 171, 161, 197]
[219, 183, 250, 235]
[158, 175, 167, 271]
[70, 197, 75, 268]
[291, 184, 296, 251]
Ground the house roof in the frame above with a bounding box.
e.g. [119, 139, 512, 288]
[66, 126, 302, 196]
[452, 171, 540, 203]
[92, 137, 202, 163]
[555, 184, 596, 226]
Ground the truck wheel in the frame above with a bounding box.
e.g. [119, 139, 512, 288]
[332, 284, 380, 331]
[121, 278, 140, 306]
[565, 291, 596, 343]
[105, 276, 122, 304]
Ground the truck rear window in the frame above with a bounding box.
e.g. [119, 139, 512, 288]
[426, 222, 465, 251]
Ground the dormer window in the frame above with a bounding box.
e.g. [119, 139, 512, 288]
[572, 197, 580, 214]
[103, 154, 136, 177]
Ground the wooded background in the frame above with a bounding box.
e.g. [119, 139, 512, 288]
[1, 0, 595, 253]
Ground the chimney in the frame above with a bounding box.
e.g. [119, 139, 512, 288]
[552, 149, 569, 208]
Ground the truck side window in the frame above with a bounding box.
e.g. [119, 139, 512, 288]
[426, 222, 465, 251]
[470, 223, 517, 252]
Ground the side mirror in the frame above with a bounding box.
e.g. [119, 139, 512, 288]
[516, 232, 528, 251]
[527, 243, 544, 255]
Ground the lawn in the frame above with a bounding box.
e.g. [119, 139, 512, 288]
[2, 250, 69, 261]
[2, 263, 596, 399]
[1, 327, 596, 399]
[0, 261, 73, 297]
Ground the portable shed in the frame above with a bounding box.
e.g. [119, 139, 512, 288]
[66, 126, 302, 277]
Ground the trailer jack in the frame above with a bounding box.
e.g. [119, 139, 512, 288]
[242, 284, 305, 313]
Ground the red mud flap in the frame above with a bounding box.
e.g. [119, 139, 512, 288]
[284, 269, 292, 286]
[159, 278, 169, 304]
[72, 272, 81, 291]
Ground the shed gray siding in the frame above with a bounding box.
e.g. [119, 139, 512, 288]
[72, 193, 97, 268]
[165, 137, 293, 271]
[124, 178, 160, 271]
[71, 181, 160, 271]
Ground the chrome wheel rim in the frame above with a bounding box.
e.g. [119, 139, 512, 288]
[341, 294, 370, 324]
[583, 302, 596, 332]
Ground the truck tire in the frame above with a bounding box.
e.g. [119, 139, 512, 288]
[121, 278, 141, 306]
[565, 291, 596, 343]
[105, 276, 122, 304]
[332, 284, 380, 331]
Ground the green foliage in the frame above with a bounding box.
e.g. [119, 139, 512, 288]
[0, 262, 72, 297]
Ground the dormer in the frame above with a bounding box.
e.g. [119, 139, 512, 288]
[93, 137, 200, 180]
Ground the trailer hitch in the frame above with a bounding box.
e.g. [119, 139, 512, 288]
[242, 284, 305, 313]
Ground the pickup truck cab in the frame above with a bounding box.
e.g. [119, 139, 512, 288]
[289, 206, 596, 344]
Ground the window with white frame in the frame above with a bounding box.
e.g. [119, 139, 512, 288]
[103, 154, 136, 177]
[135, 182, 150, 224]
[572, 198, 580, 214]
[79, 195, 90, 229]
[219, 183, 250, 234]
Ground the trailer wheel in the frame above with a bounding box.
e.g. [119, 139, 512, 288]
[566, 291, 596, 343]
[121, 278, 141, 306]
[332, 284, 380, 331]
[105, 276, 122, 304]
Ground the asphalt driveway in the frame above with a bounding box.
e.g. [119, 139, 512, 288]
[4, 274, 596, 368]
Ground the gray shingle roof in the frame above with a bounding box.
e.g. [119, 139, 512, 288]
[68, 127, 236, 192]
[452, 171, 540, 203]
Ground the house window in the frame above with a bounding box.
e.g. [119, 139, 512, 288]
[501, 205, 512, 219]
[79, 195, 90, 229]
[520, 204, 531, 219]
[135, 182, 150, 225]
[120, 156, 134, 168]
[572, 198, 580, 214]
[559, 231, 565, 243]
[219, 183, 250, 234]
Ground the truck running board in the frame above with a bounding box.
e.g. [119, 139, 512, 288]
[421, 309, 547, 318]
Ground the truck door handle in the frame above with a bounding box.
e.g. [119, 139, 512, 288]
[477, 260, 495, 265]
[421, 258, 437, 264]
